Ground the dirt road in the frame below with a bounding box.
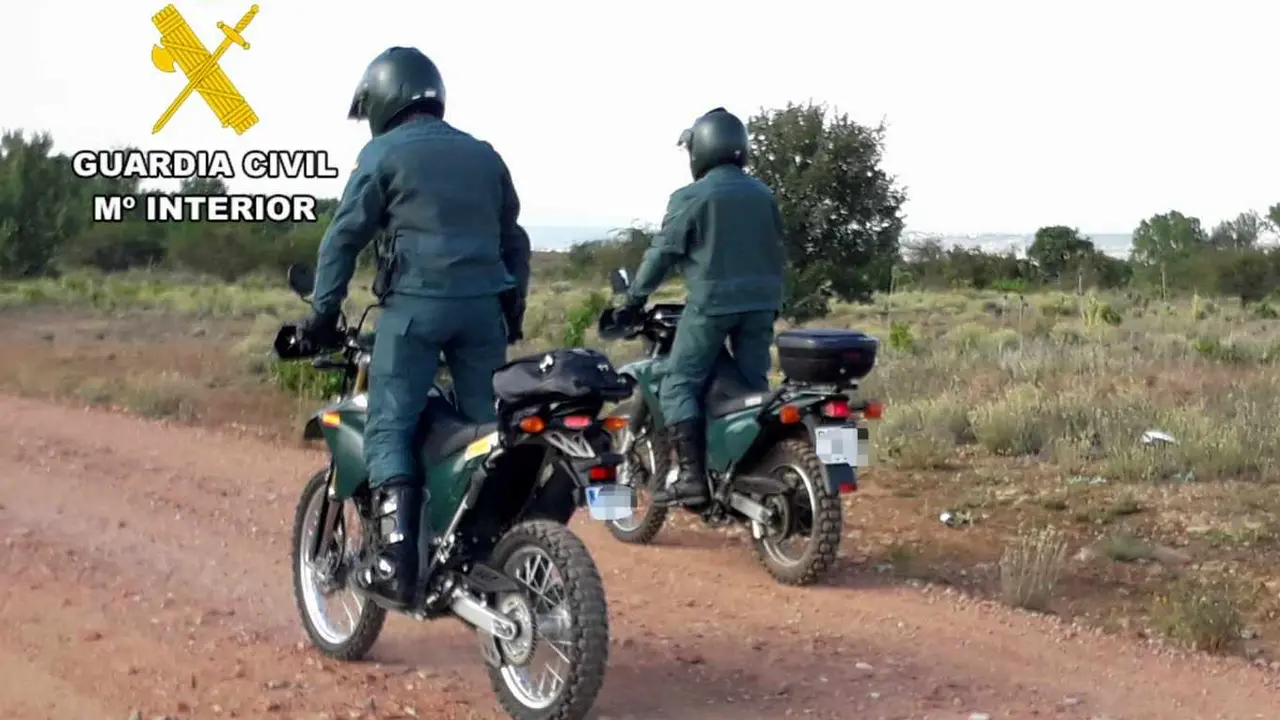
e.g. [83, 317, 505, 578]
[0, 395, 1276, 720]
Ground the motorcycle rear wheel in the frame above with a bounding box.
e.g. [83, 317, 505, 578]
[486, 520, 609, 720]
[749, 439, 844, 586]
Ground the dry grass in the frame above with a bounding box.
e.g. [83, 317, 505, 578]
[846, 290, 1280, 485]
[999, 526, 1069, 611]
[9, 278, 1280, 488]
[6, 274, 1280, 659]
[120, 372, 203, 421]
[1150, 577, 1253, 654]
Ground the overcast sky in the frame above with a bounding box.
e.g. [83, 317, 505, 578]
[4, 0, 1276, 234]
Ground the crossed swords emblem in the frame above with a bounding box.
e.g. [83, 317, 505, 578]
[150, 4, 260, 135]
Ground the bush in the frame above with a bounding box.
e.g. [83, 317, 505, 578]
[272, 359, 344, 400]
[1150, 577, 1252, 654]
[999, 526, 1069, 611]
[562, 291, 609, 348]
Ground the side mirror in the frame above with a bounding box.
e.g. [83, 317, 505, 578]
[286, 264, 316, 298]
[609, 268, 630, 295]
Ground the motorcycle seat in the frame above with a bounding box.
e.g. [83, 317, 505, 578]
[705, 373, 768, 418]
[418, 391, 498, 462]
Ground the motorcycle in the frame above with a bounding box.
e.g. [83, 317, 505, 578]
[275, 264, 635, 720]
[597, 268, 882, 586]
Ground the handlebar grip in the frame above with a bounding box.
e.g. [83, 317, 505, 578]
[273, 324, 311, 359]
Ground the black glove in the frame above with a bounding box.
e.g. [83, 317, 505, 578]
[298, 310, 343, 349]
[499, 288, 525, 345]
[613, 300, 644, 329]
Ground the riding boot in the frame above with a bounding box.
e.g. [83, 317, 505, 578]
[359, 476, 422, 607]
[652, 419, 710, 507]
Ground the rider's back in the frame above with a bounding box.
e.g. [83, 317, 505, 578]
[676, 165, 786, 315]
[370, 116, 512, 299]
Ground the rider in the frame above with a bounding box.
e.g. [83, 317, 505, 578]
[615, 107, 786, 508]
[299, 47, 531, 607]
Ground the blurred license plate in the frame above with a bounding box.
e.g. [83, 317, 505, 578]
[815, 426, 859, 466]
[585, 484, 635, 521]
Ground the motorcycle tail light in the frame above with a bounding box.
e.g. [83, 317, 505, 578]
[821, 399, 850, 419]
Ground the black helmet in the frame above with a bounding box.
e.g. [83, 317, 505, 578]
[677, 107, 749, 180]
[348, 47, 446, 137]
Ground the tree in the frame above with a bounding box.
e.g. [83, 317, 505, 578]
[1028, 226, 1094, 281]
[0, 131, 82, 277]
[1206, 248, 1279, 304]
[166, 220, 265, 281]
[1078, 251, 1133, 289]
[1130, 211, 1207, 266]
[747, 102, 906, 321]
[1268, 203, 1280, 232]
[179, 176, 228, 195]
[63, 147, 167, 272]
[68, 219, 167, 272]
[1208, 210, 1264, 250]
[564, 228, 653, 283]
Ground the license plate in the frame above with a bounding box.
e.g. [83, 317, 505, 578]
[815, 426, 860, 466]
[585, 484, 635, 521]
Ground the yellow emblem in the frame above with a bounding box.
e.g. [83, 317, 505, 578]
[150, 4, 260, 135]
[463, 432, 499, 461]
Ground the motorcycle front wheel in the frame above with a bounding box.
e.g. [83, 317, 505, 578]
[292, 469, 387, 660]
[604, 399, 670, 544]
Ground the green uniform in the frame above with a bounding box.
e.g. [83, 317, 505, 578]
[368, 295, 506, 481]
[627, 165, 785, 426]
[660, 310, 776, 424]
[311, 115, 530, 486]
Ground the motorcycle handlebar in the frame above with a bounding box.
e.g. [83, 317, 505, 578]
[596, 307, 641, 342]
[272, 324, 351, 361]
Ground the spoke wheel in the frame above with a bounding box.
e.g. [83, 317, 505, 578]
[605, 402, 669, 544]
[750, 440, 844, 586]
[486, 521, 609, 720]
[292, 470, 386, 660]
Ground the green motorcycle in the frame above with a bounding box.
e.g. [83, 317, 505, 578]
[275, 265, 634, 720]
[597, 269, 882, 586]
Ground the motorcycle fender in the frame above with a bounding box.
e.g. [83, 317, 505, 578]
[824, 462, 856, 495]
[803, 416, 860, 494]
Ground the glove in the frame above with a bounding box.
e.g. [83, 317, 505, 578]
[613, 300, 644, 329]
[298, 310, 343, 350]
[499, 288, 525, 345]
